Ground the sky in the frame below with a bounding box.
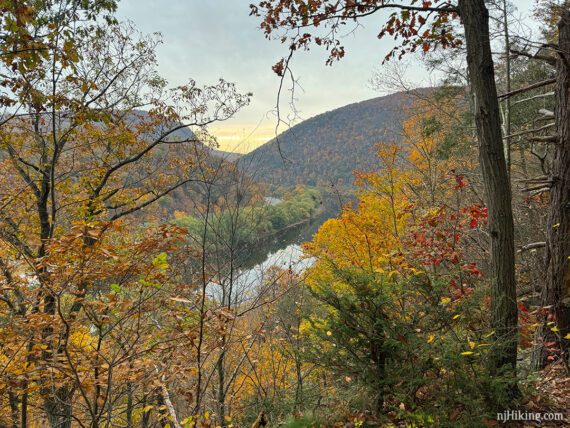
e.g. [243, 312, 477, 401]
[116, 0, 538, 153]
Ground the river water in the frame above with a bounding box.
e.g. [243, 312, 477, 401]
[229, 212, 331, 296]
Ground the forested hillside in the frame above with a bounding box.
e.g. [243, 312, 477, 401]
[241, 90, 428, 188]
[1, 1, 569, 428]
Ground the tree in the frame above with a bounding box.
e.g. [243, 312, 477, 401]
[0, 1, 119, 123]
[534, 5, 570, 368]
[298, 118, 507, 423]
[489, 0, 570, 370]
[251, 0, 518, 392]
[0, 3, 249, 425]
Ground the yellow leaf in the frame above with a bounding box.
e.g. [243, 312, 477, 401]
[453, 314, 461, 320]
[326, 330, 332, 337]
[468, 340, 475, 349]
[564, 333, 570, 339]
[461, 351, 474, 356]
[440, 297, 451, 305]
[224, 416, 232, 422]
[553, 223, 560, 228]
[551, 326, 559, 332]
[143, 405, 153, 413]
[427, 335, 435, 344]
[204, 411, 210, 420]
[152, 252, 169, 270]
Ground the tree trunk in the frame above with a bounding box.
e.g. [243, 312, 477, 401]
[533, 9, 570, 369]
[458, 0, 518, 389]
[44, 387, 73, 428]
[126, 381, 134, 428]
[8, 391, 19, 428]
[501, 0, 512, 176]
[217, 348, 227, 427]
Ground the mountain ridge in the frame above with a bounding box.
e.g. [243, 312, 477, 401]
[239, 88, 433, 189]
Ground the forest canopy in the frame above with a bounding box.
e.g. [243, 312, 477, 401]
[0, 1, 569, 427]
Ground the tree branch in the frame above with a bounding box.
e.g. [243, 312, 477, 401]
[498, 78, 556, 99]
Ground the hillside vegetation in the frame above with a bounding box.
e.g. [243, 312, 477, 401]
[241, 90, 430, 188]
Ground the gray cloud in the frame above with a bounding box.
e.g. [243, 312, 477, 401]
[117, 0, 537, 152]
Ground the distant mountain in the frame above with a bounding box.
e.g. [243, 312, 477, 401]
[239, 89, 430, 189]
[210, 148, 243, 162]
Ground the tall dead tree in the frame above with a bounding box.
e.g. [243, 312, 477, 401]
[534, 8, 570, 369]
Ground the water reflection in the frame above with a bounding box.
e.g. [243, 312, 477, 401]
[206, 212, 330, 303]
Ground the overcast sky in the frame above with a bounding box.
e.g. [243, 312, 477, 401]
[117, 0, 538, 153]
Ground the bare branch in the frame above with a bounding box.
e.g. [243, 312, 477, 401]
[498, 78, 556, 99]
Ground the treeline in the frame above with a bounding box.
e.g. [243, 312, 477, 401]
[172, 187, 322, 250]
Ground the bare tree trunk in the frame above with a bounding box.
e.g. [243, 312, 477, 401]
[533, 9, 570, 370]
[141, 394, 151, 428]
[501, 0, 512, 176]
[217, 348, 227, 427]
[458, 0, 518, 391]
[8, 391, 19, 428]
[160, 382, 182, 428]
[126, 381, 134, 428]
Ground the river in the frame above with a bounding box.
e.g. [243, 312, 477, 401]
[229, 211, 333, 296]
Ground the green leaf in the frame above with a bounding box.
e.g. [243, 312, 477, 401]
[152, 252, 169, 270]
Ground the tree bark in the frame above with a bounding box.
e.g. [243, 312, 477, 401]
[8, 391, 19, 428]
[501, 0, 512, 176]
[458, 0, 518, 388]
[533, 9, 570, 369]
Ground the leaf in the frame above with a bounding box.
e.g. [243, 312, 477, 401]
[564, 333, 570, 340]
[440, 297, 451, 305]
[152, 252, 169, 270]
[219, 308, 236, 320]
[427, 334, 435, 344]
[460, 351, 474, 356]
[550, 326, 559, 332]
[143, 405, 153, 413]
[139, 279, 162, 289]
